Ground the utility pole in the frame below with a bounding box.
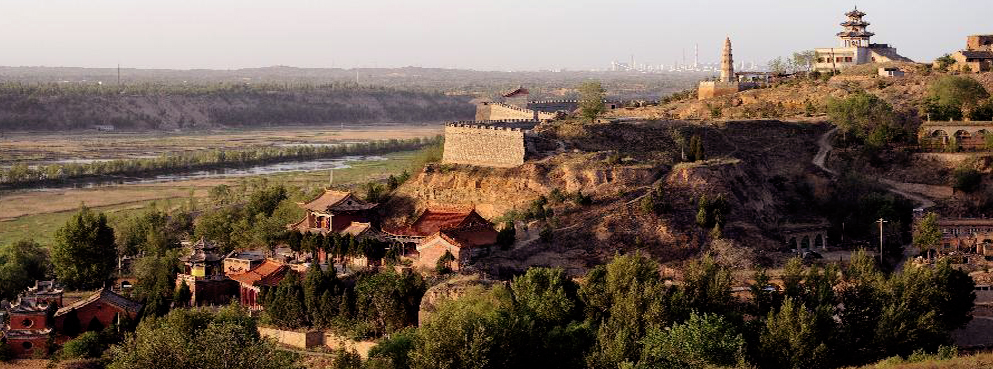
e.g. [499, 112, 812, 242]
[877, 218, 889, 264]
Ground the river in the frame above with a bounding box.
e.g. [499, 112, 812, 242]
[19, 155, 389, 192]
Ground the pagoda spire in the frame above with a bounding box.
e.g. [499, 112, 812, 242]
[720, 37, 734, 83]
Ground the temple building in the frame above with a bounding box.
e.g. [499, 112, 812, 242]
[288, 190, 377, 235]
[1, 281, 63, 358]
[53, 289, 142, 337]
[384, 207, 498, 272]
[814, 7, 912, 73]
[230, 259, 292, 310]
[179, 238, 224, 277]
[698, 37, 741, 100]
[175, 238, 239, 307]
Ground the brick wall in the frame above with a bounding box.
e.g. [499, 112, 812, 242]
[442, 124, 527, 168]
[8, 312, 46, 330]
[697, 81, 740, 100]
[6, 336, 48, 358]
[53, 301, 136, 334]
[257, 327, 324, 349]
[413, 237, 464, 271]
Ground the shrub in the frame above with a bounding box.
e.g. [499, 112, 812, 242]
[436, 251, 455, 274]
[496, 222, 516, 250]
[59, 331, 105, 360]
[953, 168, 983, 193]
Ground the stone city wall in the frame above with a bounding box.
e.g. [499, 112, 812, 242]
[258, 327, 325, 349]
[475, 102, 555, 121]
[442, 121, 531, 168]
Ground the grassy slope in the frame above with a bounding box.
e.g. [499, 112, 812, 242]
[847, 353, 993, 369]
[0, 151, 418, 246]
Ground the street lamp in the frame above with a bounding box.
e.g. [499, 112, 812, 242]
[877, 218, 889, 264]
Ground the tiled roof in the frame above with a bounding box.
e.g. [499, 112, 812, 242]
[387, 207, 489, 237]
[55, 288, 143, 317]
[299, 190, 377, 213]
[428, 226, 499, 249]
[342, 222, 373, 237]
[959, 50, 993, 59]
[229, 259, 290, 287]
[502, 87, 529, 98]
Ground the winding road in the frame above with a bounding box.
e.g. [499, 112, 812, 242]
[814, 127, 936, 269]
[813, 127, 935, 210]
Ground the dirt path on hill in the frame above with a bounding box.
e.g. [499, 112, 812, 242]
[815, 127, 935, 209]
[815, 127, 937, 270]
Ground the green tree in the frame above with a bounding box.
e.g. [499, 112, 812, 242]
[581, 253, 682, 368]
[496, 222, 516, 250]
[935, 54, 956, 72]
[510, 267, 578, 326]
[952, 168, 983, 193]
[114, 209, 172, 256]
[578, 81, 607, 122]
[681, 256, 734, 316]
[913, 213, 942, 255]
[792, 50, 816, 73]
[107, 305, 296, 369]
[173, 281, 192, 308]
[133, 253, 180, 317]
[436, 251, 455, 274]
[355, 269, 427, 336]
[0, 239, 49, 300]
[368, 327, 416, 369]
[928, 75, 990, 115]
[52, 205, 117, 289]
[58, 331, 105, 360]
[638, 312, 746, 369]
[758, 297, 833, 369]
[826, 91, 897, 146]
[409, 285, 543, 369]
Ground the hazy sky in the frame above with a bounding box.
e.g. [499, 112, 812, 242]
[2, 0, 990, 71]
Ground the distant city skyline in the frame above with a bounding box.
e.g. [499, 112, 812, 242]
[2, 0, 990, 71]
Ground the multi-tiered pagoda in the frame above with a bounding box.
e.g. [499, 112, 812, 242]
[837, 8, 874, 48]
[813, 7, 911, 73]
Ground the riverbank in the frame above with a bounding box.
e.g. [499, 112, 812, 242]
[0, 150, 419, 246]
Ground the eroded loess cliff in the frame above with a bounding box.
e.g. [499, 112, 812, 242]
[387, 120, 830, 276]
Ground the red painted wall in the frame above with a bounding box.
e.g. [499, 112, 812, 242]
[54, 301, 137, 335]
[6, 337, 48, 358]
[8, 312, 46, 330]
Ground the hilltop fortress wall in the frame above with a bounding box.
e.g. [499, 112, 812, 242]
[475, 102, 557, 121]
[442, 120, 537, 168]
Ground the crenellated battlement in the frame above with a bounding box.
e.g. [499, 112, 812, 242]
[445, 119, 539, 132]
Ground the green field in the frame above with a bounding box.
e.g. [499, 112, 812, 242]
[0, 151, 419, 247]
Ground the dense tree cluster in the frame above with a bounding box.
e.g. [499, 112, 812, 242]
[358, 252, 974, 369]
[106, 304, 296, 369]
[826, 91, 900, 147]
[921, 75, 993, 122]
[0, 81, 474, 131]
[262, 267, 426, 338]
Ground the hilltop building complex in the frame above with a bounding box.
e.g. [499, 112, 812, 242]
[814, 8, 912, 73]
[698, 37, 741, 100]
[944, 35, 993, 73]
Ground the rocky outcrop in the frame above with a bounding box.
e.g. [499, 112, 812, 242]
[417, 274, 504, 325]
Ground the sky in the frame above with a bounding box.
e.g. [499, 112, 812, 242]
[1, 0, 990, 71]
